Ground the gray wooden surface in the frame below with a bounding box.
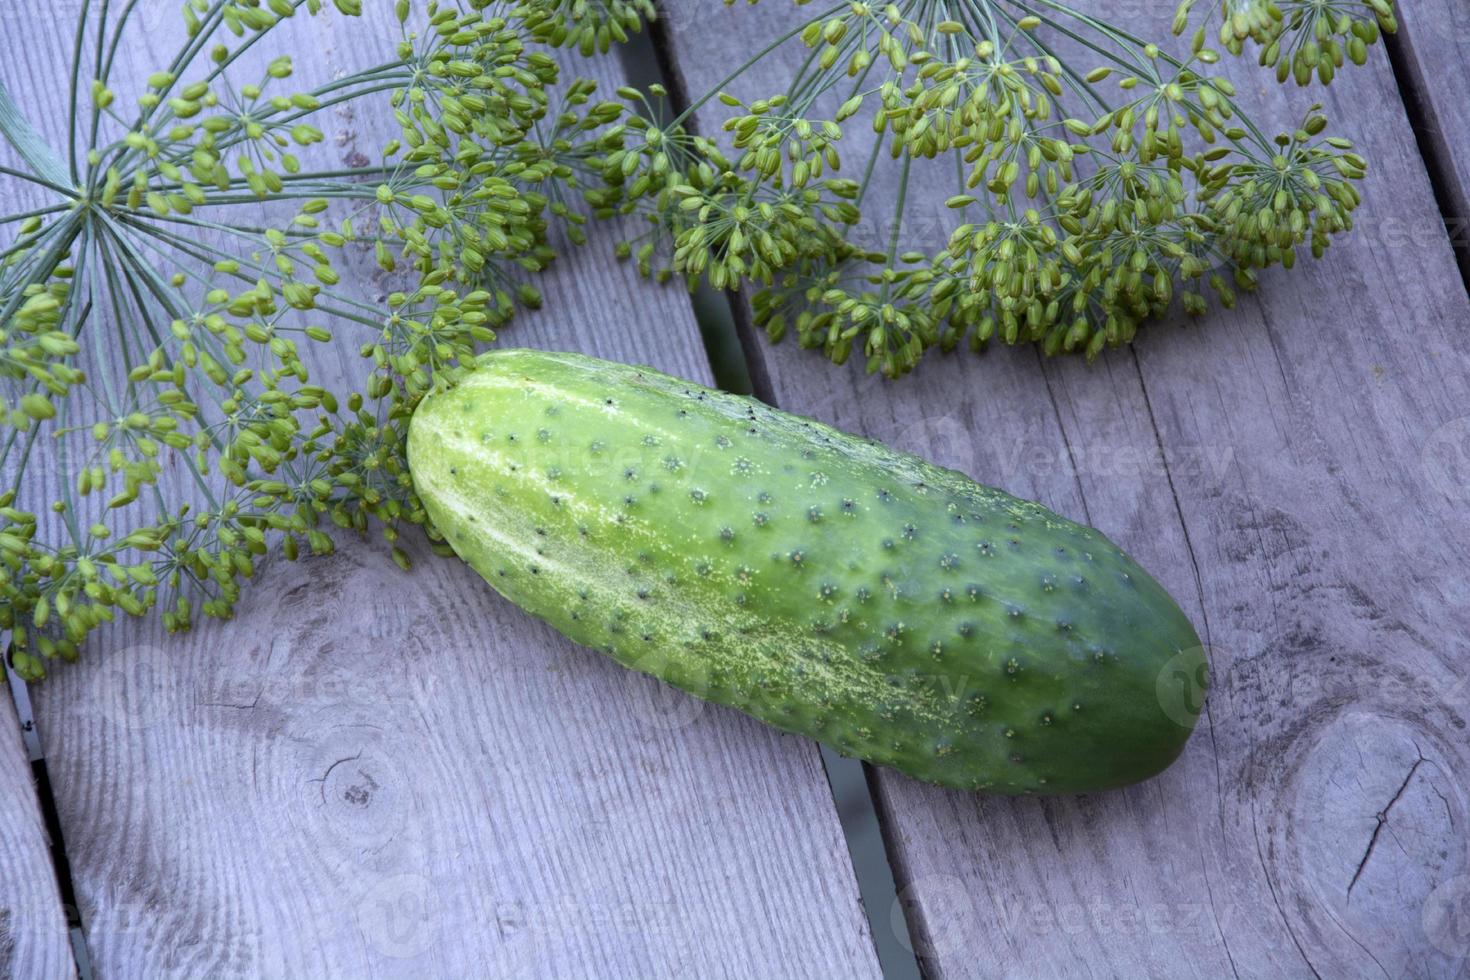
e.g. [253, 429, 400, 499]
[1389, 0, 1470, 276]
[0, 683, 72, 980]
[0, 5, 879, 978]
[5, 1, 1470, 978]
[659, 3, 1470, 978]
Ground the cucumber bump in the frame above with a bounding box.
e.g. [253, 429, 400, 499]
[408, 349, 1206, 793]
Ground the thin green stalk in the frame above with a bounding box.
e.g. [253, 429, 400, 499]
[0, 203, 71, 224]
[0, 166, 77, 200]
[87, 0, 114, 156]
[118, 216, 390, 326]
[66, 0, 92, 183]
[666, 5, 843, 132]
[879, 152, 912, 302]
[0, 214, 83, 326]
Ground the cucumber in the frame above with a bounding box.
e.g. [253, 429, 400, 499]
[408, 350, 1205, 793]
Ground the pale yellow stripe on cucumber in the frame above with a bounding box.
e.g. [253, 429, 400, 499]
[426, 456, 957, 729]
[427, 373, 961, 730]
[430, 421, 629, 534]
[458, 368, 687, 440]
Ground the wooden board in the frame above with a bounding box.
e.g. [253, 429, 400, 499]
[658, 3, 1470, 977]
[0, 5, 881, 977]
[0, 683, 74, 980]
[1388, 0, 1470, 273]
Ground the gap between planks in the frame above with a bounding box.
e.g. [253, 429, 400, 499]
[1381, 12, 1470, 293]
[623, 27, 927, 980]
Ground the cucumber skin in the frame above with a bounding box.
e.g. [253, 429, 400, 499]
[408, 350, 1205, 794]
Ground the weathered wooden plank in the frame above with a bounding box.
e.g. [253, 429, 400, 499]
[659, 3, 1470, 977]
[2, 5, 880, 976]
[0, 681, 74, 980]
[39, 530, 886, 978]
[1387, 0, 1470, 271]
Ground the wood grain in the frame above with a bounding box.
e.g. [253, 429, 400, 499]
[0, 684, 73, 980]
[658, 3, 1470, 977]
[37, 531, 884, 977]
[1, 5, 880, 976]
[1386, 0, 1470, 271]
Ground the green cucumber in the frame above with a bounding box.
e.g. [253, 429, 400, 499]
[408, 349, 1205, 793]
